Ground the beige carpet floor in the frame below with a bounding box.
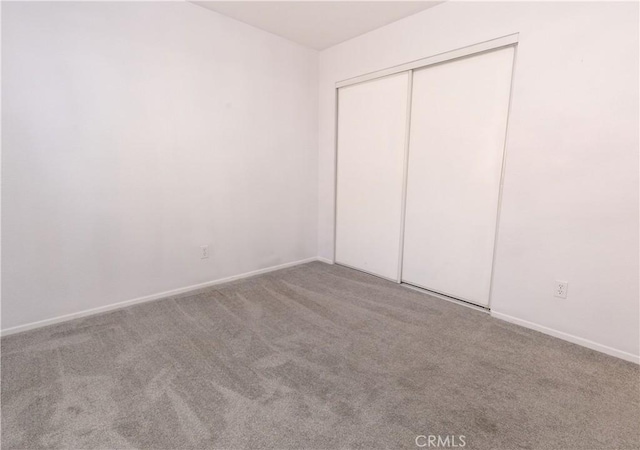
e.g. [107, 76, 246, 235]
[2, 262, 639, 449]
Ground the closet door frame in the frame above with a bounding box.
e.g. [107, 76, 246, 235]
[333, 33, 519, 308]
[336, 33, 518, 89]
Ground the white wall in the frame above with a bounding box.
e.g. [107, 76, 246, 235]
[2, 2, 318, 331]
[318, 2, 639, 360]
[3, 2, 639, 363]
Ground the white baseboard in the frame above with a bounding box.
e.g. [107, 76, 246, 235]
[1, 257, 321, 337]
[491, 311, 639, 365]
[8, 261, 636, 367]
[316, 257, 334, 265]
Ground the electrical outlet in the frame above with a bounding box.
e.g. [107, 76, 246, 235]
[200, 245, 209, 259]
[555, 280, 568, 299]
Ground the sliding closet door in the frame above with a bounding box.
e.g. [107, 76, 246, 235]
[335, 72, 410, 280]
[402, 47, 514, 306]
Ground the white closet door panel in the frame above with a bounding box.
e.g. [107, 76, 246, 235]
[402, 47, 514, 305]
[336, 72, 410, 280]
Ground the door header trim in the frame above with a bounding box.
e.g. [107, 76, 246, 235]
[336, 33, 519, 89]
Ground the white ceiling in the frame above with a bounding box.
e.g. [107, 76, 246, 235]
[192, 1, 442, 50]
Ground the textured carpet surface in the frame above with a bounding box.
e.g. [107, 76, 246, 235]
[1, 262, 639, 449]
